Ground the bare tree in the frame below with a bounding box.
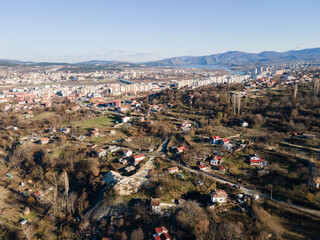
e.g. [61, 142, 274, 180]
[293, 84, 298, 99]
[314, 78, 319, 96]
[21, 224, 34, 240]
[69, 192, 77, 214]
[130, 227, 144, 240]
[253, 205, 283, 239]
[177, 200, 209, 237]
[217, 221, 244, 240]
[64, 171, 70, 213]
[9, 143, 34, 169]
[121, 231, 128, 240]
[237, 92, 241, 114]
[0, 186, 8, 201]
[231, 92, 241, 115]
[232, 93, 237, 115]
[51, 172, 60, 217]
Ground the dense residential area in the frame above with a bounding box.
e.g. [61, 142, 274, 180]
[0, 62, 320, 240]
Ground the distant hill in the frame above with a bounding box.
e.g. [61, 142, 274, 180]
[1, 47, 320, 67]
[76, 60, 141, 68]
[0, 59, 34, 65]
[77, 60, 118, 65]
[145, 47, 320, 66]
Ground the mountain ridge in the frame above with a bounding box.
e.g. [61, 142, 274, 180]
[146, 48, 320, 66]
[1, 47, 320, 67]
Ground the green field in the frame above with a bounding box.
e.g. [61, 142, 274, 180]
[74, 115, 117, 129]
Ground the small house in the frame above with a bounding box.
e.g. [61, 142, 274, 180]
[221, 138, 229, 145]
[122, 149, 133, 157]
[40, 138, 49, 145]
[197, 165, 208, 171]
[121, 116, 131, 123]
[176, 146, 187, 154]
[150, 198, 161, 213]
[154, 226, 170, 240]
[210, 156, 223, 167]
[133, 154, 145, 165]
[109, 145, 120, 153]
[96, 148, 107, 157]
[60, 127, 70, 134]
[211, 136, 221, 144]
[107, 129, 116, 135]
[210, 189, 228, 204]
[249, 154, 266, 167]
[218, 166, 225, 173]
[118, 105, 131, 113]
[167, 166, 179, 174]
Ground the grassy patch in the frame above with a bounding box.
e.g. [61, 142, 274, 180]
[74, 115, 117, 129]
[27, 112, 55, 123]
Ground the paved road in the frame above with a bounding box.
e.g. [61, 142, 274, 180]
[155, 150, 320, 218]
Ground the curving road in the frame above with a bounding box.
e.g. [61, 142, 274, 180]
[153, 145, 320, 218]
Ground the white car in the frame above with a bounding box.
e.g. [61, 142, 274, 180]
[20, 219, 28, 225]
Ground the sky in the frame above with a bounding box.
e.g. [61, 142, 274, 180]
[0, 0, 320, 63]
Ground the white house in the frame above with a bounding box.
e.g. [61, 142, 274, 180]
[96, 148, 107, 157]
[211, 189, 228, 204]
[109, 145, 120, 153]
[167, 166, 179, 174]
[121, 116, 131, 123]
[122, 149, 133, 157]
[210, 156, 223, 167]
[150, 198, 161, 213]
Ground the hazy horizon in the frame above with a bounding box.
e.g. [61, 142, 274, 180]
[2, 47, 320, 64]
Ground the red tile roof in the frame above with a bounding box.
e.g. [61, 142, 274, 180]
[133, 154, 145, 159]
[211, 136, 221, 140]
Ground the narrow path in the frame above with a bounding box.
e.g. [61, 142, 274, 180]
[281, 141, 320, 153]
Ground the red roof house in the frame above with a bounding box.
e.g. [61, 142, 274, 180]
[211, 136, 221, 144]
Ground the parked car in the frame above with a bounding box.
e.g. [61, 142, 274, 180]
[20, 219, 28, 225]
